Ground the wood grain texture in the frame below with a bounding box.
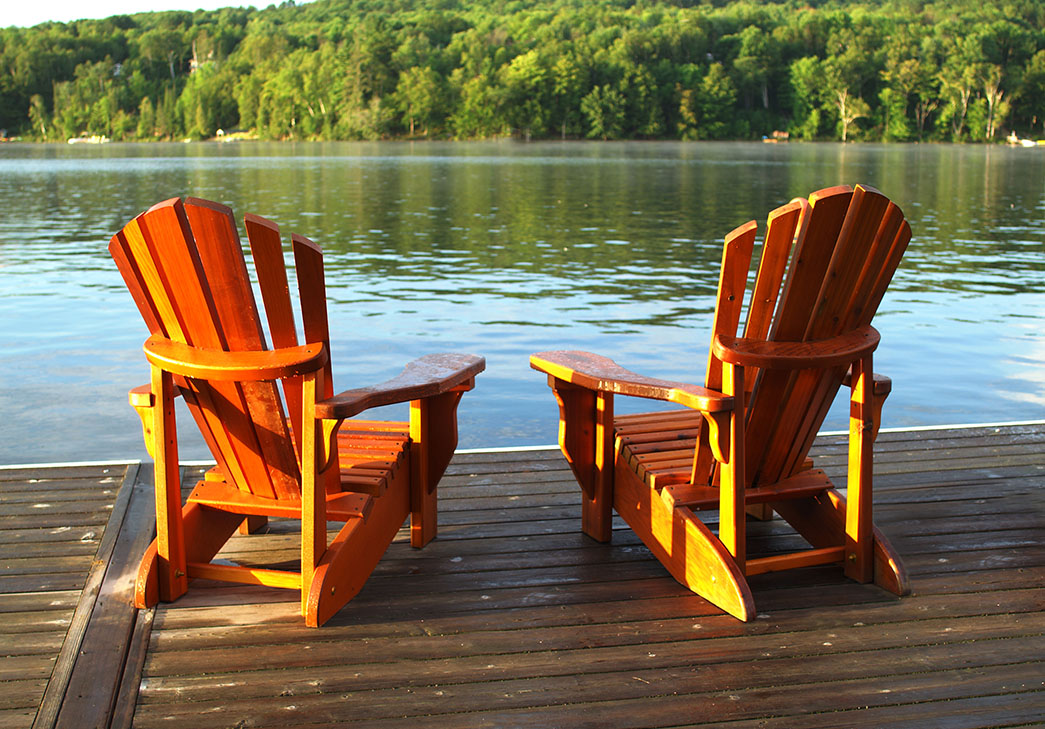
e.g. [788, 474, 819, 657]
[533, 185, 914, 624]
[0, 464, 131, 729]
[90, 423, 1045, 728]
[316, 354, 485, 420]
[184, 199, 301, 500]
[109, 198, 484, 628]
[530, 351, 732, 413]
[142, 335, 326, 382]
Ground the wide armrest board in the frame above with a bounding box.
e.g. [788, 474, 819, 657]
[316, 353, 485, 420]
[530, 350, 732, 413]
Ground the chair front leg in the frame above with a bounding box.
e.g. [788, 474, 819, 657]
[301, 369, 327, 615]
[845, 354, 875, 583]
[409, 384, 470, 548]
[548, 377, 614, 543]
[716, 363, 746, 571]
[150, 366, 189, 602]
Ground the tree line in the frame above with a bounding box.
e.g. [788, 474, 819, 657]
[2, 0, 1043, 144]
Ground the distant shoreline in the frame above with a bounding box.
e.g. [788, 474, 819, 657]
[4, 134, 1043, 147]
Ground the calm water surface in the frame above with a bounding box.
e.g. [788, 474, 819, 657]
[1, 141, 1042, 464]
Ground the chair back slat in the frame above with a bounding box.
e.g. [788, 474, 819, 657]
[183, 199, 266, 346]
[704, 221, 757, 393]
[772, 193, 912, 479]
[785, 203, 911, 479]
[743, 199, 807, 342]
[293, 234, 340, 492]
[771, 186, 854, 340]
[706, 185, 909, 489]
[763, 187, 891, 481]
[136, 200, 282, 499]
[109, 219, 232, 477]
[111, 198, 302, 501]
[741, 187, 854, 485]
[739, 199, 808, 409]
[853, 210, 913, 328]
[115, 203, 254, 490]
[805, 186, 891, 340]
[692, 221, 756, 485]
[183, 199, 301, 499]
[838, 202, 907, 330]
[245, 213, 305, 457]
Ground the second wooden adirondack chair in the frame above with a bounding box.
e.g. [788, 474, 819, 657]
[111, 197, 484, 627]
[532, 184, 911, 620]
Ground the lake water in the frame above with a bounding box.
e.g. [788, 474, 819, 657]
[0, 141, 1042, 465]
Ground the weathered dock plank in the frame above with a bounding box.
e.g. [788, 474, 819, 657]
[0, 464, 133, 729]
[6, 423, 1044, 728]
[118, 423, 1044, 728]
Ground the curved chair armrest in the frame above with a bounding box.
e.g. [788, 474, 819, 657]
[530, 351, 732, 413]
[315, 353, 485, 420]
[713, 325, 880, 371]
[143, 334, 328, 381]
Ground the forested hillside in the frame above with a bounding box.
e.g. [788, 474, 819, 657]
[2, 0, 1043, 143]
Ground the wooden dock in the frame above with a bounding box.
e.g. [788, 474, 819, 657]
[3, 423, 1043, 728]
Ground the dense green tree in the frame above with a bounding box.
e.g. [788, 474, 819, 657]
[1018, 50, 1045, 137]
[788, 56, 825, 140]
[731, 24, 777, 113]
[550, 52, 587, 139]
[396, 65, 447, 136]
[501, 48, 552, 138]
[27, 94, 49, 138]
[581, 84, 624, 139]
[1, 0, 1041, 143]
[679, 63, 737, 140]
[136, 95, 156, 138]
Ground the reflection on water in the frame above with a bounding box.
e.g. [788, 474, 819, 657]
[0, 141, 1042, 463]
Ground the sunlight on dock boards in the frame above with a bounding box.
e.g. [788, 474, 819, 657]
[3, 423, 1043, 728]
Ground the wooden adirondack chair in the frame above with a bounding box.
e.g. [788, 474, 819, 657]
[531, 184, 911, 620]
[110, 197, 484, 627]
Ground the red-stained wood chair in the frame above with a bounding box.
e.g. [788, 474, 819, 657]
[110, 198, 484, 627]
[531, 184, 911, 620]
